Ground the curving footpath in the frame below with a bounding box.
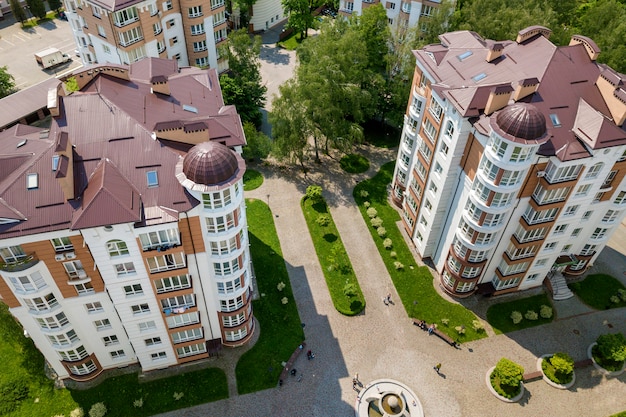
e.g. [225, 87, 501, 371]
[155, 146, 626, 417]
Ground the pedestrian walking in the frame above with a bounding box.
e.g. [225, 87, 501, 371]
[434, 363, 441, 374]
[383, 295, 388, 306]
[386, 293, 392, 304]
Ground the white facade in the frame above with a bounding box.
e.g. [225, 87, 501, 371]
[339, 0, 441, 30]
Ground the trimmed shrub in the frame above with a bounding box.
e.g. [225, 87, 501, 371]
[455, 325, 466, 335]
[367, 207, 378, 218]
[389, 251, 397, 258]
[610, 295, 621, 304]
[472, 320, 485, 332]
[343, 283, 357, 297]
[359, 190, 369, 198]
[491, 358, 524, 399]
[542, 353, 574, 384]
[306, 185, 323, 202]
[539, 304, 553, 319]
[281, 297, 289, 304]
[377, 227, 387, 237]
[173, 392, 184, 400]
[370, 217, 383, 228]
[133, 398, 144, 408]
[383, 238, 392, 249]
[277, 281, 286, 291]
[394, 261, 404, 270]
[363, 201, 371, 208]
[524, 310, 539, 320]
[88, 403, 107, 417]
[316, 215, 331, 226]
[596, 333, 626, 362]
[619, 289, 626, 302]
[441, 318, 450, 326]
[510, 311, 523, 324]
[70, 408, 85, 417]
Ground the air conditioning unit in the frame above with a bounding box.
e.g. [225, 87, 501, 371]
[55, 254, 66, 261]
[536, 171, 546, 178]
[65, 252, 77, 259]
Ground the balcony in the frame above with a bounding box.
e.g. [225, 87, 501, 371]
[0, 253, 39, 272]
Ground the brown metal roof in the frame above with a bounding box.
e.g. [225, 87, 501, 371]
[492, 103, 548, 142]
[0, 58, 245, 240]
[182, 142, 240, 186]
[414, 29, 626, 162]
[0, 78, 60, 131]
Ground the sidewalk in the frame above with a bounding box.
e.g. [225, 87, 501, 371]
[157, 148, 626, 417]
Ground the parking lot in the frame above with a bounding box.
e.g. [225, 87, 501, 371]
[0, 14, 82, 90]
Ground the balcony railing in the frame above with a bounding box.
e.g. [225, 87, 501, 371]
[0, 253, 39, 272]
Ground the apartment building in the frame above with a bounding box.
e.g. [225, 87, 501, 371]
[392, 27, 626, 298]
[64, 0, 229, 72]
[0, 57, 254, 381]
[338, 0, 443, 31]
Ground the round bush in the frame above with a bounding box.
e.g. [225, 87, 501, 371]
[510, 311, 522, 324]
[540, 304, 553, 318]
[524, 310, 539, 320]
[377, 227, 387, 237]
[370, 217, 383, 228]
[383, 238, 392, 249]
[367, 207, 378, 218]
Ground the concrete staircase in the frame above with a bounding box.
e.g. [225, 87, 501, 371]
[548, 272, 574, 300]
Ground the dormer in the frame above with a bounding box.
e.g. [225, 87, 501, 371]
[569, 35, 601, 61]
[484, 84, 513, 115]
[516, 26, 551, 44]
[512, 78, 539, 102]
[596, 68, 626, 127]
[485, 41, 504, 63]
[151, 76, 170, 95]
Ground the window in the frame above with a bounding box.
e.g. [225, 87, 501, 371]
[549, 114, 561, 127]
[440, 142, 449, 156]
[161, 294, 195, 310]
[69, 360, 97, 376]
[59, 346, 88, 361]
[422, 119, 437, 142]
[498, 260, 528, 276]
[171, 328, 203, 343]
[220, 295, 244, 312]
[139, 229, 179, 251]
[145, 337, 162, 346]
[147, 2, 158, 15]
[424, 199, 432, 211]
[93, 5, 102, 17]
[86, 302, 103, 313]
[510, 146, 533, 163]
[211, 0, 224, 8]
[506, 243, 537, 260]
[119, 26, 143, 46]
[492, 276, 521, 290]
[444, 121, 454, 138]
[97, 24, 106, 37]
[132, 304, 150, 315]
[523, 206, 559, 224]
[590, 227, 608, 240]
[214, 28, 227, 43]
[532, 185, 570, 204]
[24, 293, 59, 312]
[561, 244, 572, 253]
[418, 140, 432, 160]
[615, 191, 626, 205]
[52, 237, 74, 251]
[176, 342, 206, 358]
[166, 312, 200, 328]
[388, 2, 395, 9]
[563, 205, 579, 216]
[193, 40, 207, 52]
[213, 10, 226, 25]
[110, 350, 125, 359]
[514, 225, 547, 243]
[571, 228, 582, 237]
[113, 6, 139, 27]
[553, 224, 568, 234]
[94, 319, 112, 331]
[52, 155, 60, 171]
[26, 172, 39, 189]
[196, 56, 209, 67]
[544, 162, 582, 183]
[602, 209, 620, 223]
[9, 272, 46, 293]
[217, 277, 241, 294]
[210, 237, 238, 256]
[593, 192, 605, 203]
[151, 352, 167, 360]
[225, 328, 248, 342]
[602, 170, 617, 188]
[489, 136, 507, 158]
[544, 242, 557, 251]
[585, 162, 604, 179]
[168, 18, 175, 27]
[535, 258, 549, 267]
[428, 181, 438, 195]
[420, 4, 433, 15]
[191, 23, 205, 35]
[206, 212, 236, 233]
[411, 98, 423, 116]
[47, 330, 79, 347]
[582, 210, 593, 221]
[107, 240, 129, 257]
[171, 36, 178, 45]
[139, 321, 157, 332]
[202, 189, 231, 209]
[428, 97, 443, 121]
[580, 244, 597, 256]
[188, 5, 203, 17]
[115, 262, 136, 276]
[415, 159, 427, 179]
[146, 171, 158, 187]
[165, 0, 172, 10]
[147, 253, 185, 273]
[124, 284, 143, 296]
[36, 312, 69, 330]
[103, 335, 119, 346]
[157, 41, 166, 53]
[222, 312, 246, 327]
[155, 274, 191, 293]
[75, 282, 94, 295]
[214, 258, 241, 276]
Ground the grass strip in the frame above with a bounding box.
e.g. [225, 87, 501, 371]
[235, 199, 305, 394]
[301, 195, 366, 315]
[353, 162, 485, 342]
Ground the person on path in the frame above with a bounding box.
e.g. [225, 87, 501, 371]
[428, 324, 435, 335]
[434, 363, 441, 374]
[386, 293, 392, 304]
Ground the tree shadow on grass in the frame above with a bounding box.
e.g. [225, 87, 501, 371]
[323, 233, 337, 243]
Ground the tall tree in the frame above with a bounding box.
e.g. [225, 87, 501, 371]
[0, 66, 16, 99]
[48, 0, 63, 13]
[242, 122, 272, 160]
[26, 0, 47, 20]
[9, 0, 27, 24]
[282, 0, 314, 39]
[577, 0, 626, 73]
[219, 29, 266, 126]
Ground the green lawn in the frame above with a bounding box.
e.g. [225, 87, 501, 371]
[339, 153, 370, 174]
[278, 33, 303, 50]
[353, 162, 485, 343]
[69, 369, 228, 417]
[235, 199, 305, 394]
[362, 120, 400, 148]
[301, 195, 366, 315]
[0, 302, 78, 417]
[243, 169, 264, 191]
[569, 274, 626, 310]
[485, 293, 554, 334]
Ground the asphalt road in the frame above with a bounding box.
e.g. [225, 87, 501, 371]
[0, 14, 82, 91]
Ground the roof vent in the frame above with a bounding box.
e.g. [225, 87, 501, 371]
[16, 139, 27, 148]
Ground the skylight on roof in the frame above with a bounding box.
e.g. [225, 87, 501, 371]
[472, 72, 487, 82]
[52, 155, 60, 171]
[458, 51, 473, 61]
[27, 173, 38, 190]
[550, 114, 561, 127]
[146, 170, 159, 187]
[183, 104, 198, 114]
[16, 139, 27, 148]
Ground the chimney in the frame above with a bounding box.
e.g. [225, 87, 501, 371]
[151, 76, 170, 95]
[569, 35, 601, 61]
[512, 78, 539, 101]
[485, 41, 504, 62]
[484, 85, 514, 115]
[596, 69, 626, 126]
[47, 85, 63, 117]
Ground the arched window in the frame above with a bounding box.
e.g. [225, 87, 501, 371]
[107, 240, 129, 257]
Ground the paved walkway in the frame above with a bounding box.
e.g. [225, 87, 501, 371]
[156, 146, 626, 417]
